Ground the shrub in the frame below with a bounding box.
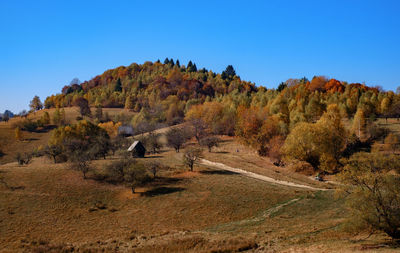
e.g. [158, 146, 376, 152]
[15, 152, 32, 165]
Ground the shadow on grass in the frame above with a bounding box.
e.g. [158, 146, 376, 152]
[200, 169, 239, 175]
[143, 155, 163, 159]
[358, 240, 400, 250]
[142, 186, 185, 197]
[213, 151, 229, 154]
[24, 138, 40, 141]
[154, 176, 183, 184]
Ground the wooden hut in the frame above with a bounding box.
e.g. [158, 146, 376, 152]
[127, 141, 146, 158]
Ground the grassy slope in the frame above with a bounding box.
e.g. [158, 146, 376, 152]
[1, 112, 400, 251]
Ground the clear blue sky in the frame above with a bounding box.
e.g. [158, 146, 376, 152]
[1, 0, 399, 113]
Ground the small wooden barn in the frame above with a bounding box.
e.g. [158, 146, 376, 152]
[127, 141, 146, 158]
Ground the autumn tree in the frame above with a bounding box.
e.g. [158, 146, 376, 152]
[15, 127, 23, 141]
[351, 108, 366, 139]
[283, 104, 346, 172]
[29, 95, 43, 112]
[183, 147, 203, 171]
[74, 97, 91, 117]
[339, 152, 400, 239]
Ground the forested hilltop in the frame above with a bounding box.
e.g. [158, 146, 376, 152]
[44, 58, 400, 131]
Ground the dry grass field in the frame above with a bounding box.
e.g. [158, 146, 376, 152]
[1, 111, 400, 252]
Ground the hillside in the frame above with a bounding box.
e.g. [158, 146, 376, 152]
[1, 60, 400, 252]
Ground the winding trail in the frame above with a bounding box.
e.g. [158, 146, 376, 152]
[201, 159, 328, 191]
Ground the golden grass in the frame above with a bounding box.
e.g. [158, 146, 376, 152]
[1, 116, 400, 251]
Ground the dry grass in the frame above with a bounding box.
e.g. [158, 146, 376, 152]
[1, 116, 400, 252]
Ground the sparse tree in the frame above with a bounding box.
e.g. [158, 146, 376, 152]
[183, 147, 203, 171]
[166, 127, 189, 152]
[29, 95, 43, 112]
[199, 136, 220, 152]
[142, 132, 162, 154]
[339, 152, 400, 239]
[148, 161, 161, 178]
[352, 108, 366, 139]
[124, 163, 150, 193]
[188, 118, 207, 143]
[43, 144, 63, 163]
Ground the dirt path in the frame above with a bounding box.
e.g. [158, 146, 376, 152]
[201, 159, 328, 191]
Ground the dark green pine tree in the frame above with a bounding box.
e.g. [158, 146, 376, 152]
[115, 78, 122, 92]
[187, 60, 193, 69]
[224, 65, 236, 77]
[221, 71, 227, 80]
[164, 58, 170, 64]
[156, 59, 161, 63]
[176, 59, 180, 67]
[170, 58, 174, 67]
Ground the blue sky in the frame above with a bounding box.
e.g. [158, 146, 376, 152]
[1, 0, 399, 113]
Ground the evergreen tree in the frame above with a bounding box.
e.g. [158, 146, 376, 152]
[176, 59, 180, 67]
[164, 58, 170, 64]
[115, 78, 122, 92]
[169, 58, 174, 66]
[224, 65, 236, 77]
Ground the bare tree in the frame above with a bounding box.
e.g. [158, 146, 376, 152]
[166, 127, 189, 152]
[183, 147, 203, 171]
[148, 161, 161, 178]
[44, 144, 63, 163]
[188, 119, 207, 143]
[199, 136, 220, 152]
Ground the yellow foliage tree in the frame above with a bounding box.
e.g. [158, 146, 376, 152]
[98, 121, 122, 137]
[15, 127, 23, 141]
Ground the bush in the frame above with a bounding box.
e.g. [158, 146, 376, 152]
[289, 161, 315, 176]
[15, 152, 32, 165]
[104, 158, 136, 183]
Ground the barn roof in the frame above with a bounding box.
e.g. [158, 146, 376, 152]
[128, 141, 139, 151]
